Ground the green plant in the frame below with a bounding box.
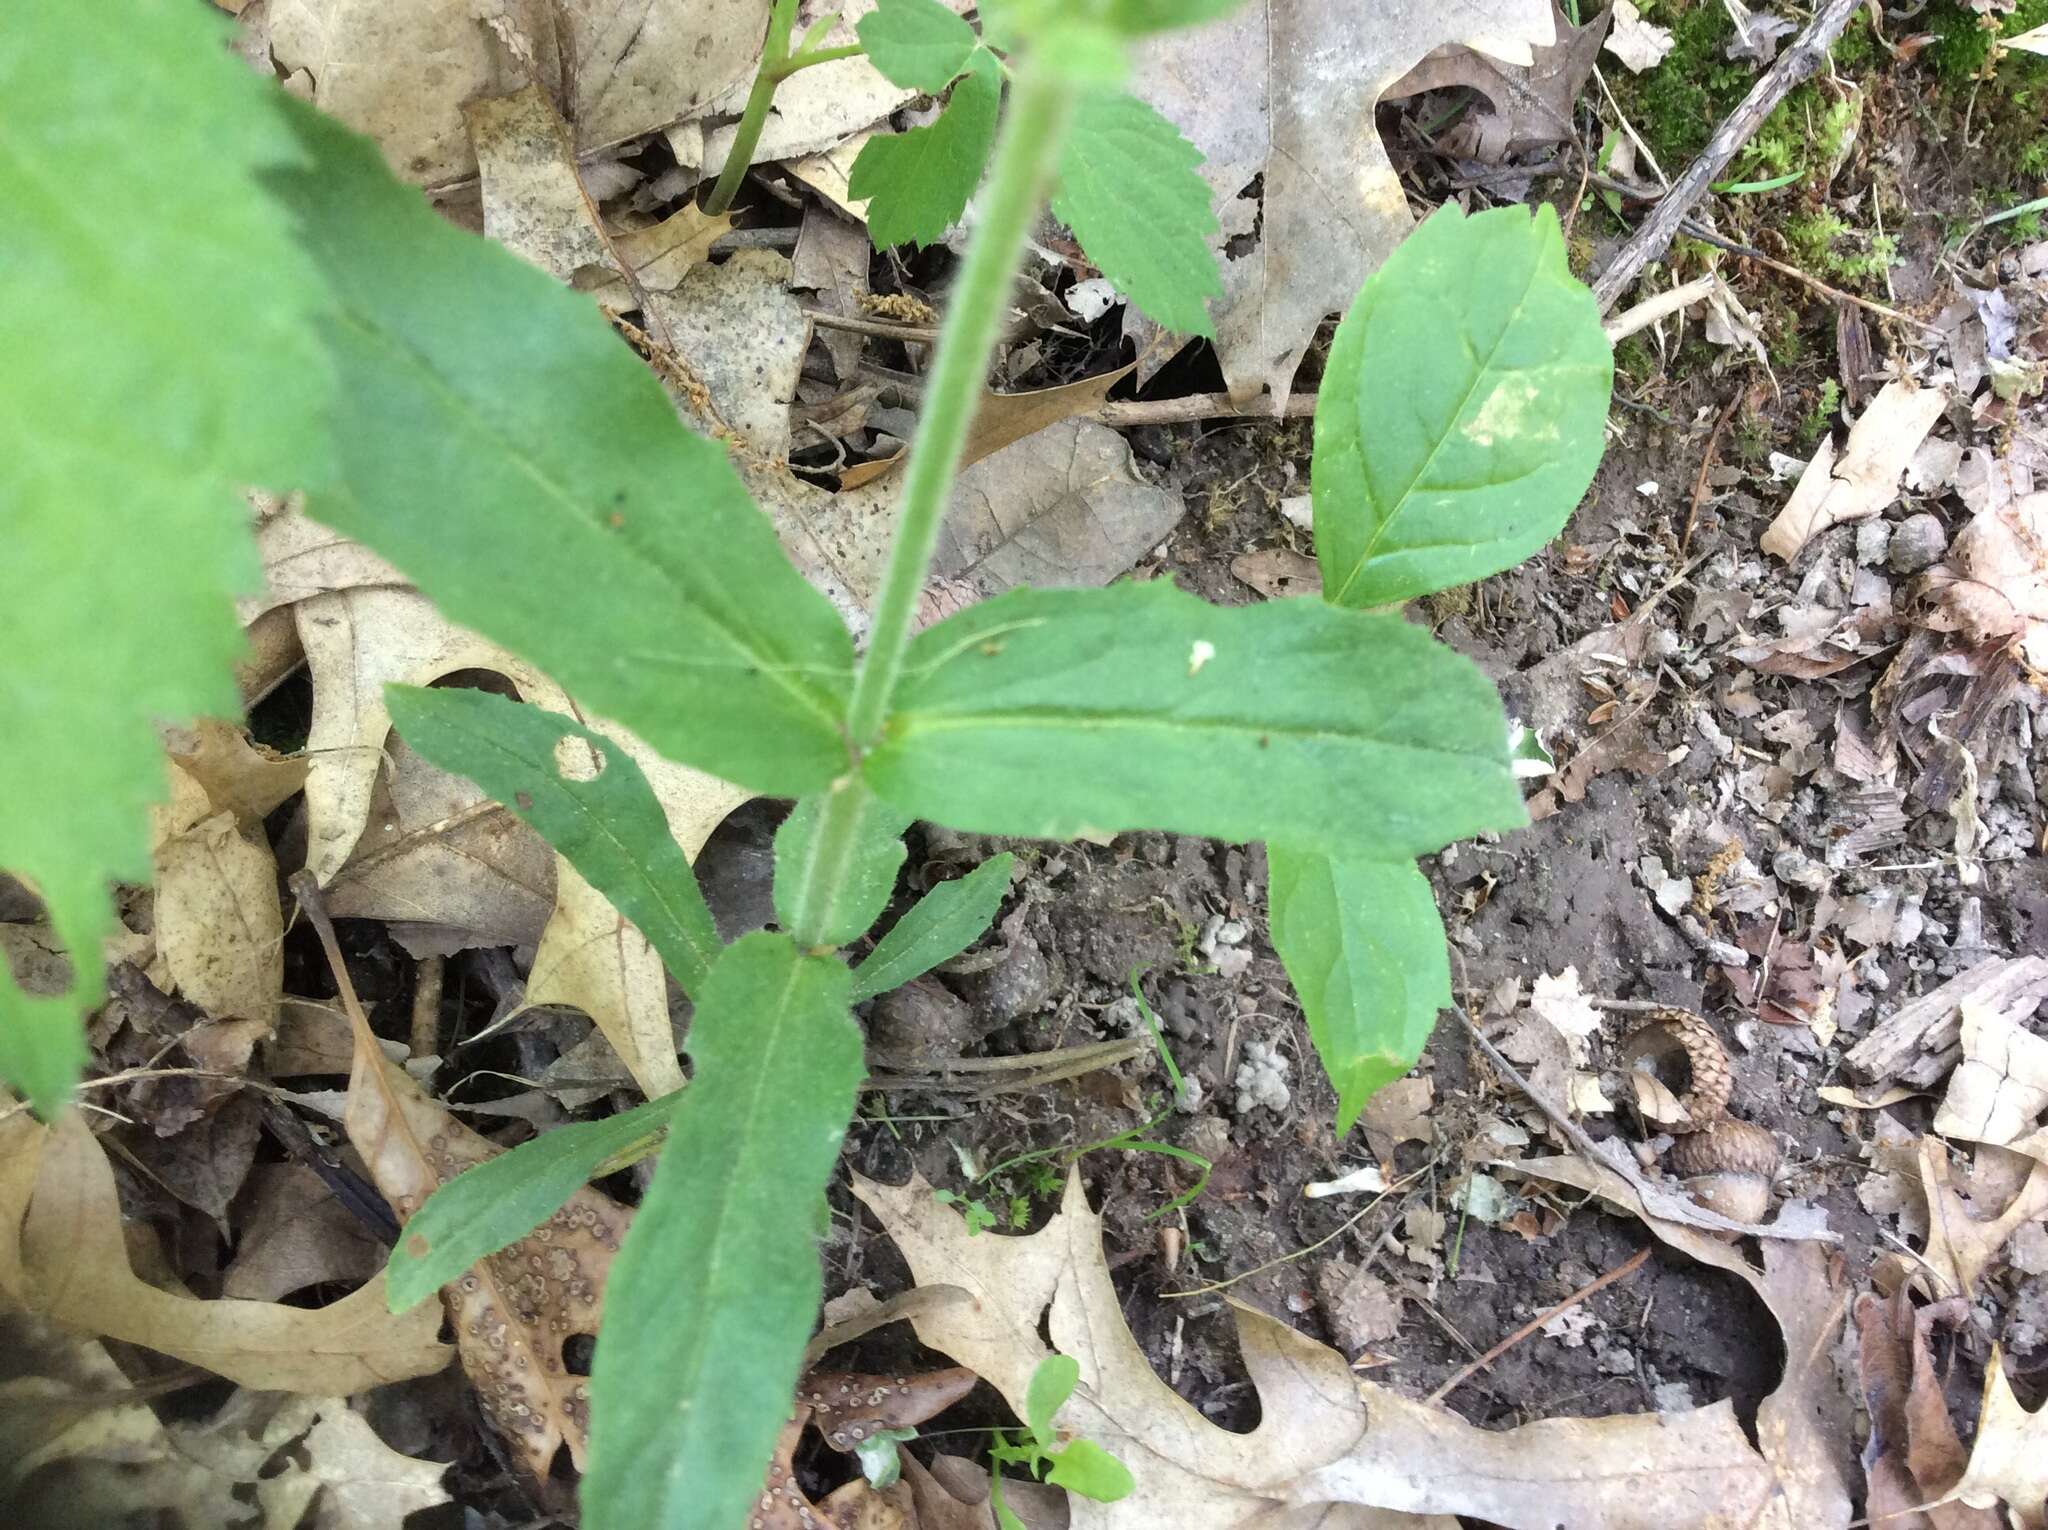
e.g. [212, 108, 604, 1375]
[5, 2, 1610, 1526]
[703, 0, 866, 215]
[988, 1353, 1135, 1527]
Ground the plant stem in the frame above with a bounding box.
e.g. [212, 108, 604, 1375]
[790, 56, 1073, 942]
[702, 1, 867, 217]
[843, 57, 1073, 745]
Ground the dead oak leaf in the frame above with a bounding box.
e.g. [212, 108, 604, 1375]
[855, 1168, 1791, 1529]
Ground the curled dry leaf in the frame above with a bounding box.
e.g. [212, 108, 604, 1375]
[1759, 380, 1949, 561]
[1922, 489, 2048, 670]
[0, 1106, 449, 1394]
[1134, 0, 1558, 402]
[855, 1167, 1818, 1529]
[1945, 1348, 2048, 1529]
[1913, 1134, 2048, 1296]
[148, 759, 283, 1029]
[300, 880, 630, 1481]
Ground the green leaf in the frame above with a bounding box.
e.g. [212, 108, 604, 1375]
[866, 583, 1524, 859]
[849, 50, 1001, 249]
[1102, 0, 1248, 33]
[1053, 89, 1221, 337]
[385, 1093, 680, 1313]
[265, 102, 856, 797]
[855, 1427, 919, 1489]
[584, 934, 861, 1530]
[1266, 851, 1450, 1134]
[385, 686, 721, 997]
[857, 0, 979, 92]
[1313, 203, 1612, 611]
[1046, 1438, 1137, 1501]
[1025, 1353, 1078, 1450]
[772, 785, 910, 947]
[848, 852, 1013, 1003]
[0, 0, 335, 1114]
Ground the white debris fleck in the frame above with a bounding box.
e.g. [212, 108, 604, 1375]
[1188, 639, 1215, 676]
[1064, 276, 1121, 323]
[1636, 480, 1661, 497]
[1530, 966, 1604, 1064]
[1305, 1163, 1389, 1199]
[1234, 1039, 1292, 1115]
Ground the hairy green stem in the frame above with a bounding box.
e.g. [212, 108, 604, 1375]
[790, 57, 1073, 943]
[844, 57, 1074, 743]
[703, 1, 863, 217]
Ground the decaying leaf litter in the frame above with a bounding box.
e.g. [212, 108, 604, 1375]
[7, 0, 2048, 1525]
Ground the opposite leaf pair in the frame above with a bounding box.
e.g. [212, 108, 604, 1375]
[851, 0, 1222, 334]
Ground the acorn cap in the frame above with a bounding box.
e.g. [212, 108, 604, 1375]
[1623, 1008, 1733, 1128]
[1670, 1117, 1780, 1179]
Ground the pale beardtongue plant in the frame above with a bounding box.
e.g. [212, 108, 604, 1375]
[1, 0, 1612, 1526]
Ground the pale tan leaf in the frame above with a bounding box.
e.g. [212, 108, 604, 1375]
[1133, 0, 1559, 402]
[1933, 999, 2048, 1148]
[524, 859, 684, 1097]
[267, 0, 762, 187]
[2, 1109, 449, 1393]
[651, 248, 811, 457]
[222, 1163, 387, 1302]
[161, 718, 309, 827]
[304, 892, 627, 1481]
[242, 497, 406, 627]
[854, 1168, 1799, 1529]
[255, 1400, 453, 1530]
[1945, 1350, 2048, 1529]
[1916, 1135, 2048, 1296]
[1932, 489, 2048, 670]
[465, 83, 623, 291]
[149, 788, 283, 1029]
[1760, 381, 1949, 560]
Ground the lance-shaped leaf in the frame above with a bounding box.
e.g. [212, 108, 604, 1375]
[1267, 850, 1450, 1133]
[850, 852, 1014, 1003]
[865, 583, 1523, 858]
[584, 934, 862, 1530]
[1313, 204, 1611, 611]
[773, 785, 911, 949]
[265, 102, 856, 798]
[386, 1092, 680, 1314]
[0, 0, 335, 1113]
[385, 686, 722, 997]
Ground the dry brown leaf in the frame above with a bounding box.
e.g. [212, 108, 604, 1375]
[1915, 1135, 2048, 1295]
[303, 885, 627, 1482]
[1230, 547, 1323, 599]
[1760, 381, 1950, 560]
[149, 778, 284, 1029]
[1923, 489, 2048, 670]
[222, 1162, 387, 1302]
[523, 859, 683, 1096]
[1506, 1155, 1856, 1529]
[855, 1168, 1802, 1529]
[255, 1399, 453, 1530]
[652, 248, 811, 456]
[0, 1107, 449, 1394]
[266, 0, 761, 187]
[465, 83, 624, 293]
[1945, 1349, 2048, 1528]
[1134, 0, 1558, 402]
[162, 718, 309, 827]
[1933, 999, 2048, 1147]
[1853, 1290, 1992, 1530]
[1384, 1, 1608, 161]
[241, 496, 406, 628]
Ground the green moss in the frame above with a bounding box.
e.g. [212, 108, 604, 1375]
[1926, 0, 2048, 85]
[1783, 209, 1899, 283]
[1613, 333, 1656, 384]
[1795, 380, 1841, 449]
[1731, 407, 1772, 466]
[1616, 0, 1751, 165]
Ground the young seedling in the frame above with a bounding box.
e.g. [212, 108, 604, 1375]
[988, 1353, 1136, 1528]
[8, 1, 1611, 1525]
[701, 0, 866, 216]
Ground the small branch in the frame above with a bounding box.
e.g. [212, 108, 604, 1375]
[1426, 1245, 1652, 1404]
[1591, 0, 1867, 312]
[1095, 392, 1318, 426]
[1677, 220, 1940, 332]
[1602, 274, 1719, 344]
[1682, 386, 1745, 556]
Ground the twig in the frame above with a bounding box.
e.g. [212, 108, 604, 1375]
[1603, 274, 1719, 344]
[1095, 392, 1317, 426]
[1683, 386, 1745, 556]
[1427, 1245, 1651, 1404]
[1164, 1161, 1433, 1299]
[1592, 0, 1868, 312]
[1677, 219, 1938, 331]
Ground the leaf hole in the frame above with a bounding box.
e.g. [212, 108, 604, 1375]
[554, 736, 605, 782]
[562, 1333, 596, 1375]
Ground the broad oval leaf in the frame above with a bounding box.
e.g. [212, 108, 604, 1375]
[849, 851, 1014, 1003]
[857, 0, 980, 92]
[0, 0, 336, 1114]
[1266, 850, 1450, 1133]
[1053, 89, 1221, 337]
[385, 685, 723, 998]
[266, 103, 857, 798]
[850, 50, 1002, 250]
[1313, 203, 1612, 610]
[583, 934, 862, 1530]
[773, 784, 911, 948]
[866, 583, 1524, 858]
[386, 1092, 680, 1313]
